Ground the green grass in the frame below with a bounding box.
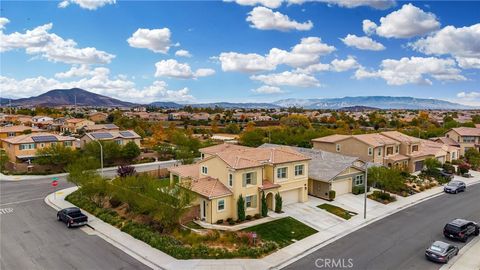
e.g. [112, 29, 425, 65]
[317, 203, 356, 220]
[243, 217, 317, 247]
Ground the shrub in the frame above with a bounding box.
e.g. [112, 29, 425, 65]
[254, 213, 261, 219]
[352, 186, 366, 195]
[109, 197, 122, 208]
[458, 163, 471, 174]
[274, 193, 282, 213]
[451, 159, 462, 165]
[228, 219, 235, 225]
[237, 195, 246, 221]
[216, 219, 224, 224]
[442, 163, 455, 174]
[328, 190, 336, 200]
[246, 215, 252, 220]
[261, 192, 268, 217]
[419, 186, 425, 191]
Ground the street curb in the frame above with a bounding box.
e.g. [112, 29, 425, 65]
[270, 180, 480, 269]
[440, 236, 480, 270]
[44, 188, 165, 270]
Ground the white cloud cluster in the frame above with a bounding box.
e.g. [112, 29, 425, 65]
[127, 28, 173, 54]
[341, 34, 385, 51]
[218, 37, 335, 72]
[373, 3, 440, 38]
[0, 17, 9, 30]
[224, 0, 283, 9]
[330, 56, 360, 72]
[54, 65, 109, 79]
[457, 91, 480, 100]
[362, 19, 377, 35]
[411, 23, 480, 69]
[251, 71, 320, 87]
[252, 85, 283, 94]
[0, 22, 114, 64]
[154, 59, 215, 79]
[354, 56, 466, 85]
[246, 7, 313, 31]
[287, 0, 396, 10]
[175, 49, 192, 57]
[58, 0, 115, 10]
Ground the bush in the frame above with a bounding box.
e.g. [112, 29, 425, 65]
[237, 195, 246, 221]
[117, 165, 136, 177]
[254, 213, 261, 219]
[226, 217, 233, 223]
[328, 190, 336, 200]
[419, 186, 425, 191]
[451, 159, 462, 165]
[274, 193, 282, 213]
[261, 192, 268, 217]
[246, 215, 252, 220]
[352, 185, 369, 195]
[442, 163, 455, 174]
[228, 219, 235, 225]
[216, 219, 224, 224]
[458, 163, 471, 174]
[109, 197, 122, 208]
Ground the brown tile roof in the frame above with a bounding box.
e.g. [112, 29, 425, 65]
[311, 134, 350, 143]
[0, 125, 42, 133]
[430, 137, 460, 147]
[190, 177, 232, 199]
[66, 118, 90, 124]
[450, 127, 480, 136]
[199, 143, 247, 155]
[259, 180, 281, 190]
[168, 164, 200, 179]
[1, 132, 75, 144]
[354, 134, 399, 147]
[381, 131, 421, 144]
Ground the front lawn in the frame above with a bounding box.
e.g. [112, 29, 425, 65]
[243, 217, 317, 247]
[317, 203, 356, 220]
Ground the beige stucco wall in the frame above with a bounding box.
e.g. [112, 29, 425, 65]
[313, 138, 374, 163]
[4, 141, 75, 162]
[446, 130, 479, 156]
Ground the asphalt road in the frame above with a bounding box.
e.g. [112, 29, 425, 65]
[0, 177, 150, 270]
[284, 183, 480, 270]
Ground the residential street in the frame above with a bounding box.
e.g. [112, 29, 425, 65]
[0, 177, 150, 270]
[284, 183, 480, 270]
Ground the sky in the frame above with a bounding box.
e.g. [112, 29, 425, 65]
[0, 0, 479, 105]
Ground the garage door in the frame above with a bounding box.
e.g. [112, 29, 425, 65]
[414, 161, 424, 172]
[280, 188, 301, 205]
[436, 156, 445, 164]
[331, 178, 352, 196]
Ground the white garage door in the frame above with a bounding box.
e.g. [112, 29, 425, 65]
[331, 178, 352, 196]
[280, 188, 301, 205]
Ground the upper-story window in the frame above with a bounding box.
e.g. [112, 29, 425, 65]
[386, 147, 393, 156]
[294, 165, 304, 176]
[395, 146, 399, 153]
[64, 141, 72, 147]
[277, 167, 288, 179]
[377, 148, 382, 156]
[368, 147, 373, 156]
[201, 166, 208, 175]
[243, 172, 256, 186]
[7, 132, 15, 137]
[19, 143, 35, 150]
[412, 145, 419, 152]
[336, 144, 341, 152]
[463, 136, 475, 143]
[228, 173, 233, 187]
[201, 153, 205, 159]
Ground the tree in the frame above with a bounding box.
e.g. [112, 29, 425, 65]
[261, 192, 268, 217]
[237, 195, 246, 221]
[424, 157, 441, 172]
[464, 148, 480, 169]
[66, 156, 101, 188]
[367, 167, 405, 194]
[84, 141, 121, 166]
[121, 141, 141, 160]
[280, 114, 312, 129]
[225, 123, 240, 134]
[134, 126, 146, 138]
[274, 193, 282, 213]
[239, 128, 265, 147]
[34, 144, 77, 167]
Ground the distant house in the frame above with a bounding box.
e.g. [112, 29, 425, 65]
[0, 125, 43, 148]
[445, 127, 480, 156]
[1, 132, 75, 162]
[148, 112, 168, 121]
[82, 124, 120, 133]
[88, 112, 108, 123]
[80, 130, 141, 148]
[32, 116, 54, 123]
[61, 118, 95, 134]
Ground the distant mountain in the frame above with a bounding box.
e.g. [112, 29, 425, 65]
[338, 105, 379, 111]
[149, 101, 183, 109]
[188, 102, 281, 109]
[275, 96, 475, 110]
[3, 88, 137, 107]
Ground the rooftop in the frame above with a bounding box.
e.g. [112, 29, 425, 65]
[0, 125, 42, 133]
[0, 132, 75, 144]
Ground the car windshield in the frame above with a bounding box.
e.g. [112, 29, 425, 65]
[448, 182, 459, 186]
[430, 244, 446, 253]
[445, 224, 461, 232]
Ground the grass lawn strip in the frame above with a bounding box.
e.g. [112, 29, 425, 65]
[317, 203, 356, 220]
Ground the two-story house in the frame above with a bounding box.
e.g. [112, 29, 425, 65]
[61, 118, 95, 134]
[168, 144, 310, 224]
[0, 132, 76, 163]
[0, 125, 42, 148]
[445, 127, 480, 156]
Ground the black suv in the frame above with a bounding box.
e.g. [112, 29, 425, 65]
[443, 219, 479, 242]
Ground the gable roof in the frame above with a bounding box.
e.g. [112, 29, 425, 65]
[1, 132, 75, 144]
[311, 134, 350, 143]
[312, 133, 398, 147]
[168, 164, 200, 180]
[82, 130, 141, 141]
[381, 131, 421, 144]
[449, 127, 480, 136]
[430, 137, 460, 147]
[0, 125, 42, 133]
[189, 177, 233, 199]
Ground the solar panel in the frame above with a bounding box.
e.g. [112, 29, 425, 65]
[105, 124, 118, 129]
[31, 135, 58, 143]
[91, 132, 113, 139]
[119, 131, 134, 137]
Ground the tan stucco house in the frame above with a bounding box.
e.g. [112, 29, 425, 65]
[168, 143, 310, 224]
[445, 127, 480, 156]
[0, 125, 43, 148]
[80, 130, 141, 148]
[61, 118, 95, 134]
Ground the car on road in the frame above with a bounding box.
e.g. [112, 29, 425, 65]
[440, 171, 454, 181]
[425, 241, 458, 263]
[443, 219, 479, 242]
[57, 207, 88, 228]
[444, 180, 466, 194]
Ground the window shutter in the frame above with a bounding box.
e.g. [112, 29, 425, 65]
[242, 174, 246, 187]
[252, 195, 257, 208]
[252, 172, 257, 185]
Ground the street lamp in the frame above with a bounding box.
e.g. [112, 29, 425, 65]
[93, 139, 104, 177]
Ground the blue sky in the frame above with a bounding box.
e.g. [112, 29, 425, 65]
[1, 0, 479, 105]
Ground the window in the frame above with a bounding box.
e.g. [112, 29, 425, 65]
[377, 148, 382, 156]
[412, 145, 419, 152]
[245, 195, 257, 208]
[386, 147, 393, 155]
[201, 153, 205, 159]
[201, 166, 208, 175]
[19, 143, 35, 150]
[277, 167, 287, 179]
[217, 199, 225, 212]
[368, 147, 373, 156]
[294, 165, 304, 176]
[395, 146, 399, 154]
[452, 152, 456, 160]
[244, 172, 256, 185]
[354, 175, 364, 186]
[115, 139, 122, 145]
[7, 132, 15, 137]
[64, 141, 72, 147]
[228, 173, 233, 187]
[336, 144, 341, 152]
[463, 136, 475, 143]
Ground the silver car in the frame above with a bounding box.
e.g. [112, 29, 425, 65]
[425, 241, 459, 263]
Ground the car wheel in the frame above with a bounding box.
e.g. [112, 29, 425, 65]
[474, 229, 479, 236]
[455, 190, 458, 194]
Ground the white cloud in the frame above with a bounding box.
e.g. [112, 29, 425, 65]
[224, 0, 283, 9]
[0, 17, 9, 30]
[411, 24, 480, 69]
[354, 56, 466, 85]
[251, 71, 320, 87]
[54, 65, 110, 79]
[246, 7, 313, 31]
[375, 3, 440, 38]
[297, 62, 331, 74]
[330, 56, 360, 72]
[252, 85, 284, 94]
[218, 37, 335, 73]
[0, 22, 114, 64]
[154, 59, 215, 79]
[457, 91, 480, 100]
[58, 0, 115, 10]
[287, 0, 396, 10]
[127, 28, 173, 54]
[341, 34, 385, 51]
[175, 49, 192, 57]
[362, 19, 377, 35]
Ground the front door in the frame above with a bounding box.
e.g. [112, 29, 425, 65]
[201, 200, 206, 220]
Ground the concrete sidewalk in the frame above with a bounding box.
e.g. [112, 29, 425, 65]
[0, 160, 179, 181]
[441, 237, 480, 270]
[44, 175, 480, 270]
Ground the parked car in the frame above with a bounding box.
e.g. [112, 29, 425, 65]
[443, 219, 479, 242]
[57, 207, 88, 228]
[440, 171, 454, 181]
[425, 241, 459, 263]
[444, 180, 466, 194]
